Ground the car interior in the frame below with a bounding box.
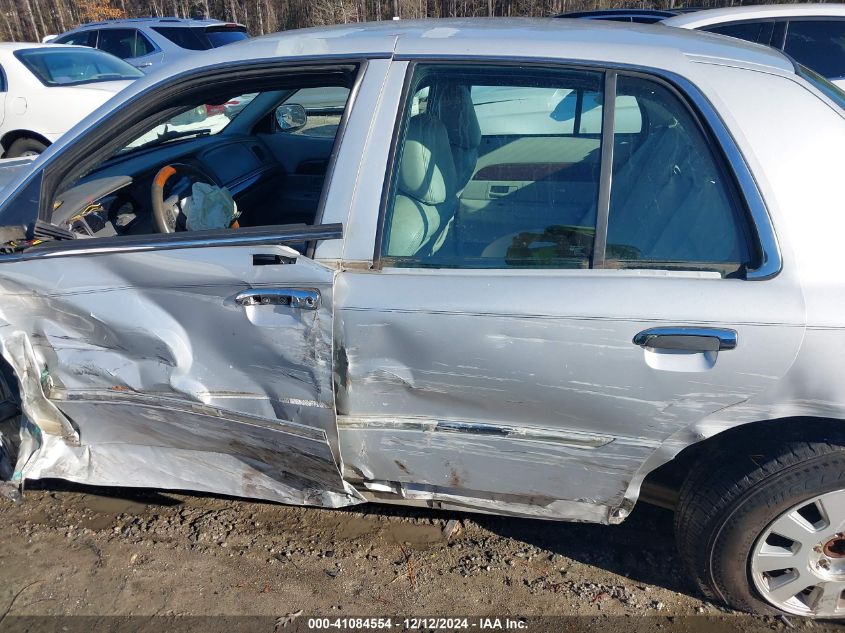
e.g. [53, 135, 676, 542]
[381, 67, 755, 275]
[49, 69, 354, 245]
[46, 63, 754, 276]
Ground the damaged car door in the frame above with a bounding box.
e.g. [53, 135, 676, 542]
[0, 61, 372, 508]
[0, 242, 360, 506]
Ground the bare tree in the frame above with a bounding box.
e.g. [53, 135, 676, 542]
[16, 0, 40, 40]
[0, 0, 826, 44]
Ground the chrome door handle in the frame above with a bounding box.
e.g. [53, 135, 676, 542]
[235, 288, 320, 310]
[633, 327, 737, 352]
[136, 62, 153, 68]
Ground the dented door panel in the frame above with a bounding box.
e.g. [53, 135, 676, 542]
[334, 269, 804, 520]
[0, 243, 363, 506]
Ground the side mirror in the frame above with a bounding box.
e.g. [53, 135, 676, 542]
[275, 104, 307, 132]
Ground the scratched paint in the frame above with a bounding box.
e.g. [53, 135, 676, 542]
[333, 267, 806, 522]
[0, 244, 364, 507]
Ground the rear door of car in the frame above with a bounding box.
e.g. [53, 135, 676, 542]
[332, 60, 804, 521]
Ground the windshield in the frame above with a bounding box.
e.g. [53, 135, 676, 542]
[120, 93, 258, 153]
[14, 47, 143, 87]
[796, 64, 845, 111]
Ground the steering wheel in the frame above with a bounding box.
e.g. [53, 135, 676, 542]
[151, 162, 224, 233]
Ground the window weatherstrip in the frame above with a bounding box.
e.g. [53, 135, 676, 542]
[591, 71, 616, 269]
[0, 224, 343, 263]
[573, 89, 584, 137]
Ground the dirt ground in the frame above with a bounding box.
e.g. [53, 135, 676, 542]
[1, 482, 843, 633]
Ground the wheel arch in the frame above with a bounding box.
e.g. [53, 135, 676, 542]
[627, 416, 845, 516]
[1, 130, 51, 156]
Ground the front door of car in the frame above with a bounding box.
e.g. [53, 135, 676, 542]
[0, 239, 363, 506]
[0, 59, 385, 508]
[335, 62, 805, 521]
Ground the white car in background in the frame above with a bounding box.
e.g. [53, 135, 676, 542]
[0, 43, 142, 158]
[663, 3, 845, 89]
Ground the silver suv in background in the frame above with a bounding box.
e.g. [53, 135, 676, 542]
[663, 4, 845, 90]
[52, 18, 248, 73]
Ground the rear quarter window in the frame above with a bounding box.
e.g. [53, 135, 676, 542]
[151, 26, 248, 51]
[151, 26, 208, 50]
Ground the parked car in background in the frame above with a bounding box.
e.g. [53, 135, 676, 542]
[52, 18, 249, 73]
[0, 19, 844, 619]
[557, 8, 684, 23]
[663, 4, 845, 89]
[0, 43, 142, 158]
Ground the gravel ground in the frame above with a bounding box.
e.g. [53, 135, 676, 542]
[0, 482, 843, 633]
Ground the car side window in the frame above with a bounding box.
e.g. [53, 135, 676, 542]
[133, 31, 157, 57]
[0, 65, 6, 92]
[704, 21, 772, 45]
[96, 29, 140, 60]
[281, 87, 350, 138]
[55, 30, 98, 48]
[381, 65, 605, 269]
[150, 27, 208, 51]
[784, 20, 845, 81]
[49, 71, 357, 240]
[605, 75, 755, 275]
[381, 65, 757, 277]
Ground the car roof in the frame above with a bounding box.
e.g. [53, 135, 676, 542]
[159, 18, 795, 74]
[663, 3, 845, 28]
[557, 8, 681, 18]
[0, 42, 76, 51]
[65, 17, 245, 30]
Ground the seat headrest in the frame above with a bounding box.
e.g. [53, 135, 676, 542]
[437, 84, 481, 151]
[398, 114, 457, 206]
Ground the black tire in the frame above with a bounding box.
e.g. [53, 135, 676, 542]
[5, 137, 47, 158]
[674, 431, 845, 617]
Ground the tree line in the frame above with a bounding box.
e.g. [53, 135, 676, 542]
[0, 0, 834, 43]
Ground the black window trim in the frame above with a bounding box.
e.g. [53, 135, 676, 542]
[373, 57, 780, 281]
[591, 70, 615, 268]
[781, 15, 845, 24]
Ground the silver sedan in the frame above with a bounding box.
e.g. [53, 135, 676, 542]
[0, 18, 843, 619]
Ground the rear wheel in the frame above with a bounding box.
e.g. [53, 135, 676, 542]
[674, 435, 845, 618]
[5, 137, 47, 158]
